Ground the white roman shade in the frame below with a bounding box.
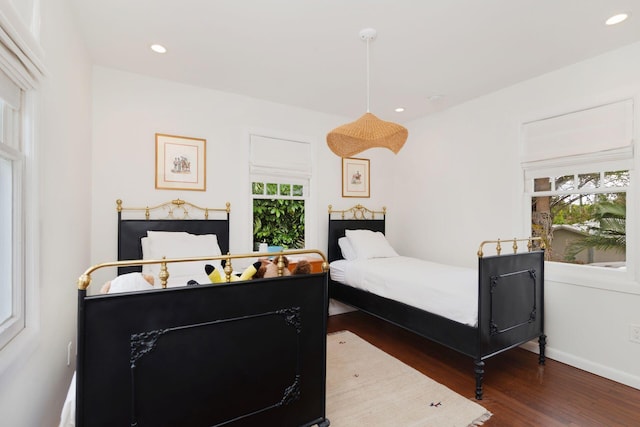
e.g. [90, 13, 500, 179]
[250, 134, 312, 178]
[0, 1, 45, 99]
[521, 99, 633, 165]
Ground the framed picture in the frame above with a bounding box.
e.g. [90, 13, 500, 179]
[155, 133, 206, 191]
[342, 157, 370, 198]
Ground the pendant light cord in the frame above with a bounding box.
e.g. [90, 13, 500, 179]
[366, 36, 370, 113]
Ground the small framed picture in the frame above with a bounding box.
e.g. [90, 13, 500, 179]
[342, 157, 370, 198]
[155, 133, 206, 191]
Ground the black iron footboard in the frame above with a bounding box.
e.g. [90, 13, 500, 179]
[77, 271, 329, 427]
[475, 250, 546, 399]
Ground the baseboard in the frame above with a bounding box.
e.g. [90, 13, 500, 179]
[520, 341, 640, 391]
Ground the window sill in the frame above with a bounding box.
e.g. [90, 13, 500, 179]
[545, 262, 640, 295]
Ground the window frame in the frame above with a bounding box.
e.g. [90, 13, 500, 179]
[0, 140, 25, 349]
[247, 130, 314, 253]
[0, 90, 39, 380]
[522, 151, 638, 294]
[0, 0, 43, 381]
[250, 174, 310, 250]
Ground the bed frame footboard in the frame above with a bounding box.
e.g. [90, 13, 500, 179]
[77, 262, 329, 426]
[475, 249, 545, 399]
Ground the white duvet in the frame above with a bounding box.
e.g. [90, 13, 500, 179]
[330, 256, 478, 326]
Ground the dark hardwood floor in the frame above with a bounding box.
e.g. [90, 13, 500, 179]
[327, 311, 640, 427]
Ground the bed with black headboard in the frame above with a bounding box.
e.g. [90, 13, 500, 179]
[70, 199, 330, 427]
[116, 198, 231, 278]
[327, 204, 546, 400]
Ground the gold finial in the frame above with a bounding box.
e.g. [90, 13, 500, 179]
[116, 199, 123, 212]
[159, 258, 169, 288]
[224, 254, 233, 282]
[328, 204, 333, 214]
[225, 202, 231, 213]
[78, 273, 91, 290]
[276, 255, 285, 276]
[478, 236, 544, 259]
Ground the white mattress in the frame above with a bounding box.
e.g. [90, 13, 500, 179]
[330, 256, 478, 326]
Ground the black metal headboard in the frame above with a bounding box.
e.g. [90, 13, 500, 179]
[117, 199, 230, 275]
[327, 204, 386, 262]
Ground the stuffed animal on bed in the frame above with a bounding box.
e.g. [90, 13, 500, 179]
[195, 259, 262, 284]
[253, 256, 311, 278]
[188, 256, 311, 285]
[100, 272, 155, 294]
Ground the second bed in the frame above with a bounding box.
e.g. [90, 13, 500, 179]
[327, 204, 546, 400]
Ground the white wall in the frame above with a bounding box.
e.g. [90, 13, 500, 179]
[393, 41, 640, 389]
[89, 66, 396, 286]
[0, 0, 92, 426]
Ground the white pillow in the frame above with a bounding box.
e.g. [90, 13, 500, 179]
[345, 229, 399, 260]
[146, 231, 222, 256]
[338, 237, 357, 261]
[143, 231, 223, 278]
[140, 237, 153, 274]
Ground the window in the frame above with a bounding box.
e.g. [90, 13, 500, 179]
[522, 99, 635, 280]
[0, 2, 44, 370]
[0, 97, 25, 350]
[528, 168, 628, 266]
[249, 133, 312, 250]
[252, 180, 306, 249]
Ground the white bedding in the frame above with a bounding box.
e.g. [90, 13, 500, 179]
[141, 230, 223, 288]
[330, 256, 478, 326]
[59, 373, 75, 427]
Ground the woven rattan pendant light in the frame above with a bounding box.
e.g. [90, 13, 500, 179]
[327, 28, 408, 158]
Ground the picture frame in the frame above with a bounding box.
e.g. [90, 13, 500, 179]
[155, 133, 206, 191]
[342, 157, 370, 198]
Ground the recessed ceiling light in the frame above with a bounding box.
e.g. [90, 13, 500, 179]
[150, 44, 167, 54]
[395, 107, 405, 113]
[606, 13, 630, 26]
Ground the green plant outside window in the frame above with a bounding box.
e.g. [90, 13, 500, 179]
[252, 181, 305, 249]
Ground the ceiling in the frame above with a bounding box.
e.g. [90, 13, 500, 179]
[69, 0, 640, 123]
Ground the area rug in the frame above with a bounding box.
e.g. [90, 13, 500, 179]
[326, 331, 492, 426]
